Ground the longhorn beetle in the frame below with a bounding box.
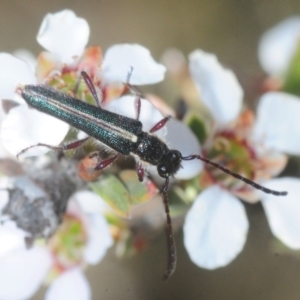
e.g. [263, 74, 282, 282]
[16, 71, 287, 280]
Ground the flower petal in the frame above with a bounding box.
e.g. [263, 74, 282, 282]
[253, 92, 300, 155]
[13, 49, 37, 72]
[258, 16, 300, 76]
[189, 50, 243, 125]
[1, 105, 69, 157]
[261, 177, 300, 249]
[36, 51, 63, 82]
[0, 247, 51, 300]
[165, 118, 203, 179]
[74, 191, 110, 214]
[70, 192, 113, 264]
[183, 186, 249, 269]
[45, 268, 90, 300]
[72, 191, 113, 264]
[83, 213, 113, 264]
[0, 221, 28, 259]
[0, 139, 13, 158]
[0, 177, 9, 210]
[102, 44, 166, 85]
[0, 53, 36, 102]
[37, 10, 89, 63]
[105, 95, 166, 134]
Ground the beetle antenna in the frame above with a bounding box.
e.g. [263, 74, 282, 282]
[161, 177, 177, 280]
[182, 154, 287, 196]
[125, 67, 143, 97]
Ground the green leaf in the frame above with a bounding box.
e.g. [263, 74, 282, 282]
[185, 114, 207, 144]
[89, 174, 131, 217]
[167, 187, 191, 216]
[119, 170, 157, 205]
[283, 41, 300, 96]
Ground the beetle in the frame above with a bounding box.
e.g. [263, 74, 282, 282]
[16, 71, 287, 279]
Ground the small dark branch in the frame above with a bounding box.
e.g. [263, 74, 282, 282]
[16, 143, 62, 160]
[124, 66, 143, 97]
[16, 137, 90, 160]
[135, 96, 141, 121]
[126, 66, 134, 84]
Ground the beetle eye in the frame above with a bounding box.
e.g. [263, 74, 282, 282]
[157, 164, 168, 178]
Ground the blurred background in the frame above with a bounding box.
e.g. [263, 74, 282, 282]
[1, 1, 300, 299]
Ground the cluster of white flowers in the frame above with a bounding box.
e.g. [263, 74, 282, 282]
[0, 9, 300, 300]
[0, 10, 170, 300]
[183, 49, 300, 269]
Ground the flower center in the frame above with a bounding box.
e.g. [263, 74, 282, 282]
[47, 214, 87, 278]
[36, 46, 125, 106]
[203, 131, 256, 192]
[48, 71, 99, 105]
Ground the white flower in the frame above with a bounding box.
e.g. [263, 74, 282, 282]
[253, 91, 300, 155]
[0, 245, 52, 300]
[45, 268, 90, 300]
[258, 16, 300, 77]
[0, 189, 112, 300]
[102, 44, 166, 85]
[260, 178, 300, 249]
[164, 118, 203, 179]
[184, 186, 248, 269]
[189, 50, 243, 126]
[0, 9, 166, 158]
[37, 11, 166, 84]
[183, 49, 300, 269]
[37, 10, 90, 64]
[1, 96, 69, 157]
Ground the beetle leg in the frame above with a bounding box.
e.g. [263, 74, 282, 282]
[16, 137, 90, 160]
[149, 116, 171, 133]
[95, 154, 119, 170]
[74, 71, 103, 108]
[136, 162, 145, 182]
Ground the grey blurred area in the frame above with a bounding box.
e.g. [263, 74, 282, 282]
[1, 1, 300, 299]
